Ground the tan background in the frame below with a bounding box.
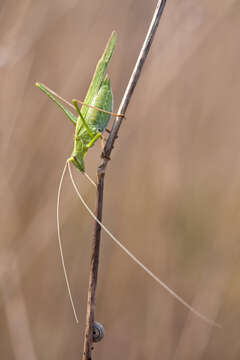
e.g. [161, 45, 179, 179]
[0, 0, 240, 359]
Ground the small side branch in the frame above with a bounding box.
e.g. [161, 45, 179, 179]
[82, 1, 167, 359]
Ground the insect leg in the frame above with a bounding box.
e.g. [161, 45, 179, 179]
[36, 83, 77, 125]
[76, 99, 125, 118]
[72, 99, 95, 139]
[86, 132, 102, 149]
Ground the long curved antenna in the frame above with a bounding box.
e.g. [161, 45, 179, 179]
[57, 162, 79, 323]
[83, 171, 97, 188]
[68, 162, 221, 328]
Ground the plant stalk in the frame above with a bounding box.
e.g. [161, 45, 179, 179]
[82, 1, 167, 359]
[82, 171, 105, 360]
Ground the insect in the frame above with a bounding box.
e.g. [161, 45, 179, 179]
[36, 32, 220, 328]
[36, 31, 120, 173]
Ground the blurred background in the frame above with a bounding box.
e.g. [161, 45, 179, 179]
[0, 0, 239, 359]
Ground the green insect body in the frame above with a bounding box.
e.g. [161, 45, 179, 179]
[70, 75, 113, 172]
[36, 31, 116, 172]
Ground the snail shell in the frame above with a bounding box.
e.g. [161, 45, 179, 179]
[93, 321, 104, 343]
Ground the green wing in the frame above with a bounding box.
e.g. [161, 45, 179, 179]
[81, 31, 116, 119]
[36, 32, 116, 127]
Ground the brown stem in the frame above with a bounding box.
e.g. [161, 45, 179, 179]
[82, 170, 105, 360]
[82, 1, 167, 359]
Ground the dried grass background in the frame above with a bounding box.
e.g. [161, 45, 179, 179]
[0, 0, 240, 359]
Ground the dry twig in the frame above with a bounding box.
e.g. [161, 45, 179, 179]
[82, 1, 167, 359]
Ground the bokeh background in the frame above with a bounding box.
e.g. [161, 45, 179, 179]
[1, 0, 240, 359]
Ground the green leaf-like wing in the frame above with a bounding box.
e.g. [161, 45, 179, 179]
[81, 31, 116, 118]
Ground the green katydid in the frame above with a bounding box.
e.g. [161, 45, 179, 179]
[36, 32, 220, 328]
[36, 31, 120, 173]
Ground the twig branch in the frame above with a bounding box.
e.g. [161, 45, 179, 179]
[104, 0, 167, 160]
[82, 173, 105, 359]
[82, 1, 167, 359]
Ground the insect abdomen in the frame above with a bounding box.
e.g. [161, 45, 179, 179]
[85, 75, 113, 132]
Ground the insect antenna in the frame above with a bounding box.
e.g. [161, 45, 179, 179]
[83, 171, 97, 188]
[68, 162, 221, 328]
[57, 162, 79, 323]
